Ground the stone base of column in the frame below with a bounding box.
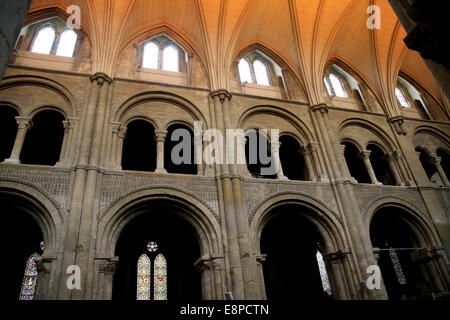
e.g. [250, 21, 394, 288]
[155, 168, 168, 174]
[3, 158, 21, 164]
[55, 160, 70, 168]
[373, 181, 383, 186]
[278, 175, 289, 181]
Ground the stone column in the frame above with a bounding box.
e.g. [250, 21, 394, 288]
[109, 122, 120, 169]
[430, 156, 450, 187]
[309, 142, 326, 181]
[95, 257, 118, 300]
[337, 144, 355, 182]
[255, 254, 267, 300]
[194, 131, 204, 175]
[0, 0, 32, 81]
[359, 150, 382, 185]
[34, 256, 55, 300]
[4, 117, 31, 164]
[384, 154, 403, 186]
[195, 256, 215, 300]
[325, 251, 351, 300]
[236, 130, 252, 178]
[271, 140, 287, 180]
[394, 150, 414, 186]
[302, 147, 316, 181]
[154, 130, 168, 174]
[56, 119, 76, 167]
[116, 125, 127, 169]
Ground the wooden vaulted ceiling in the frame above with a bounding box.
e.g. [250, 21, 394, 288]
[28, 0, 448, 116]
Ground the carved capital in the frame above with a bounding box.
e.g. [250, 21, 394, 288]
[324, 250, 349, 264]
[255, 253, 267, 264]
[16, 117, 31, 129]
[359, 150, 372, 160]
[308, 142, 319, 153]
[111, 122, 121, 134]
[98, 257, 119, 274]
[429, 156, 441, 166]
[62, 119, 76, 132]
[210, 90, 232, 104]
[389, 116, 407, 135]
[154, 130, 168, 142]
[311, 104, 329, 115]
[90, 72, 113, 87]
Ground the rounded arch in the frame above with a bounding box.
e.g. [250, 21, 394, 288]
[29, 105, 67, 121]
[0, 75, 76, 118]
[164, 119, 195, 132]
[228, 41, 308, 99]
[250, 193, 346, 255]
[364, 197, 440, 249]
[97, 187, 222, 258]
[340, 118, 397, 153]
[340, 137, 364, 152]
[413, 126, 450, 157]
[0, 182, 63, 257]
[238, 105, 315, 146]
[115, 91, 208, 130]
[123, 115, 158, 130]
[0, 101, 23, 116]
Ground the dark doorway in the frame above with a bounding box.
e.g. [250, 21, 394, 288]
[245, 129, 276, 179]
[122, 120, 157, 172]
[370, 207, 430, 300]
[261, 206, 331, 301]
[165, 124, 197, 175]
[0, 191, 44, 300]
[342, 141, 371, 183]
[113, 203, 202, 300]
[0, 106, 18, 162]
[279, 135, 307, 181]
[20, 110, 65, 166]
[367, 144, 395, 185]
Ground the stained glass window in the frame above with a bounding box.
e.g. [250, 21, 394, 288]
[31, 26, 56, 55]
[329, 73, 347, 97]
[19, 253, 39, 300]
[389, 248, 407, 285]
[395, 87, 411, 108]
[163, 45, 179, 72]
[137, 254, 151, 300]
[324, 76, 334, 96]
[238, 59, 253, 83]
[147, 241, 158, 252]
[56, 29, 78, 57]
[253, 60, 270, 86]
[142, 41, 159, 69]
[316, 251, 331, 292]
[154, 254, 167, 300]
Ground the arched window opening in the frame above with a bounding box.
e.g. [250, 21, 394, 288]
[165, 124, 197, 175]
[245, 130, 276, 179]
[279, 135, 307, 181]
[436, 149, 450, 182]
[367, 145, 396, 186]
[113, 210, 202, 300]
[142, 41, 159, 69]
[329, 73, 347, 98]
[316, 250, 331, 293]
[0, 106, 19, 162]
[414, 100, 431, 120]
[253, 60, 271, 86]
[19, 253, 40, 300]
[162, 45, 179, 72]
[342, 142, 371, 183]
[261, 208, 333, 300]
[56, 29, 78, 57]
[416, 148, 442, 186]
[20, 110, 65, 166]
[154, 254, 168, 300]
[370, 208, 435, 300]
[137, 254, 151, 300]
[122, 120, 157, 172]
[238, 59, 252, 83]
[31, 25, 56, 55]
[395, 87, 411, 108]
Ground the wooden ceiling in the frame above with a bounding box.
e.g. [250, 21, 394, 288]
[28, 0, 448, 116]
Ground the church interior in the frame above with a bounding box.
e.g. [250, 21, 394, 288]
[0, 0, 449, 301]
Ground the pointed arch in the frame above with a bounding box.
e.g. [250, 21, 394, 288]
[137, 254, 151, 300]
[154, 254, 168, 300]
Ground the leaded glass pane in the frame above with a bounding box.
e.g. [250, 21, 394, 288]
[19, 253, 39, 300]
[137, 254, 151, 300]
[316, 251, 331, 292]
[154, 254, 167, 300]
[253, 60, 270, 86]
[395, 87, 411, 108]
[56, 30, 78, 57]
[238, 59, 252, 83]
[142, 41, 159, 69]
[31, 26, 56, 55]
[163, 45, 179, 72]
[389, 248, 407, 285]
[329, 73, 347, 97]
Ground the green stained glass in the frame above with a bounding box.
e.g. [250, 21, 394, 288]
[137, 254, 151, 300]
[19, 253, 39, 300]
[154, 254, 167, 300]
